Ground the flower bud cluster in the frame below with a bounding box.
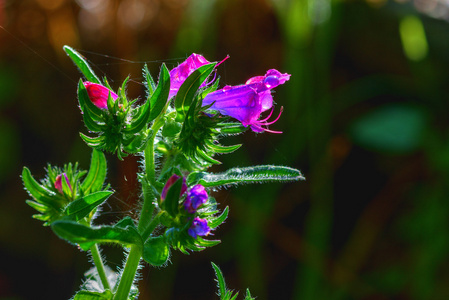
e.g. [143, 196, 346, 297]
[159, 175, 211, 240]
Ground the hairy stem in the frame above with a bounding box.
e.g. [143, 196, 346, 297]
[90, 244, 111, 291]
[113, 245, 142, 300]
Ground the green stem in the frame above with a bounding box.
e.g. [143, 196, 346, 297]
[90, 244, 111, 291]
[141, 212, 162, 242]
[114, 117, 166, 299]
[113, 245, 142, 300]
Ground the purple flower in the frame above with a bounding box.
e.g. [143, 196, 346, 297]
[84, 82, 119, 109]
[161, 174, 187, 201]
[188, 217, 211, 239]
[54, 173, 71, 194]
[169, 53, 211, 99]
[202, 69, 290, 133]
[184, 184, 208, 213]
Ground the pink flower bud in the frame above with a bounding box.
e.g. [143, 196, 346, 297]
[84, 82, 118, 109]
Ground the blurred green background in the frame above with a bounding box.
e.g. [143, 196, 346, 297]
[2, 0, 449, 299]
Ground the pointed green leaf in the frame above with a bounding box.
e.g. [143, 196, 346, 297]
[22, 167, 58, 207]
[63, 46, 101, 84]
[212, 262, 227, 298]
[187, 165, 305, 187]
[65, 191, 113, 221]
[197, 150, 221, 165]
[175, 63, 216, 121]
[51, 220, 142, 251]
[148, 63, 170, 122]
[81, 149, 107, 193]
[143, 236, 170, 266]
[74, 290, 113, 300]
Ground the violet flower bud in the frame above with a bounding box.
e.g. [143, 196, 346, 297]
[188, 217, 211, 239]
[54, 173, 71, 194]
[184, 184, 208, 213]
[169, 53, 211, 98]
[202, 69, 290, 133]
[161, 174, 187, 201]
[84, 82, 119, 109]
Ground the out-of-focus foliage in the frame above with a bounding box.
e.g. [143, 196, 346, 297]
[2, 0, 449, 299]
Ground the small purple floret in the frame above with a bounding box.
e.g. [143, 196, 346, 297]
[202, 69, 290, 133]
[161, 174, 187, 201]
[169, 53, 211, 99]
[84, 82, 119, 110]
[188, 217, 211, 239]
[55, 173, 71, 194]
[184, 184, 208, 213]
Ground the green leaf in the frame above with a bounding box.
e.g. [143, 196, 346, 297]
[63, 46, 101, 84]
[163, 177, 183, 217]
[212, 262, 227, 299]
[143, 236, 170, 266]
[148, 63, 170, 123]
[51, 220, 142, 251]
[65, 191, 113, 221]
[175, 63, 216, 121]
[187, 165, 305, 187]
[74, 290, 113, 300]
[22, 167, 58, 207]
[81, 149, 107, 193]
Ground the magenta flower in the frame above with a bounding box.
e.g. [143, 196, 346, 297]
[54, 173, 71, 194]
[84, 82, 119, 109]
[188, 217, 211, 239]
[202, 69, 290, 133]
[161, 174, 187, 201]
[169, 53, 211, 99]
[184, 184, 208, 213]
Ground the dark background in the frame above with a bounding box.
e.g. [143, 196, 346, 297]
[1, 0, 449, 299]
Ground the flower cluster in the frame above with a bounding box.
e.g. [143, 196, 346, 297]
[22, 46, 301, 300]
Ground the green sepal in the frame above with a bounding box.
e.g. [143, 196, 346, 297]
[51, 220, 143, 251]
[64, 191, 113, 221]
[63, 46, 101, 84]
[174, 63, 216, 122]
[80, 133, 105, 147]
[77, 79, 105, 124]
[22, 167, 59, 208]
[196, 237, 221, 248]
[163, 177, 184, 217]
[187, 165, 305, 187]
[208, 206, 229, 229]
[26, 200, 48, 213]
[205, 141, 241, 154]
[197, 149, 221, 165]
[215, 122, 248, 135]
[124, 101, 151, 134]
[148, 63, 170, 123]
[143, 236, 170, 266]
[74, 290, 113, 300]
[143, 64, 156, 97]
[81, 149, 107, 194]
